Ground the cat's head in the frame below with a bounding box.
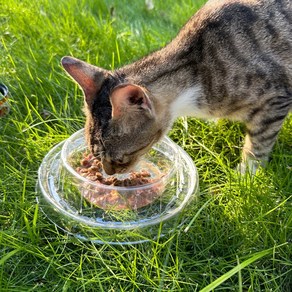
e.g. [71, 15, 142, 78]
[61, 56, 164, 174]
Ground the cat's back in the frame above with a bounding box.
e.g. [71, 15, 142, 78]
[172, 0, 292, 77]
[169, 0, 292, 118]
[177, 0, 292, 60]
[201, 0, 292, 68]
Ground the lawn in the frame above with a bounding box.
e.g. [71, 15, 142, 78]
[0, 0, 291, 291]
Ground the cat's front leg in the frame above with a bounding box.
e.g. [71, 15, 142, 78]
[238, 134, 269, 175]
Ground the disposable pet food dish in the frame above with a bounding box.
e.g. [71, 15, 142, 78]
[37, 129, 199, 244]
[0, 83, 9, 116]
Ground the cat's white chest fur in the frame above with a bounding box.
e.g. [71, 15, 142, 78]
[170, 85, 210, 119]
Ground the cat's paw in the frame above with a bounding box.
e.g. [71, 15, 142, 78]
[236, 160, 260, 175]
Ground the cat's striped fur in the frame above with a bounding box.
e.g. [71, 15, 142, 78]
[62, 0, 291, 174]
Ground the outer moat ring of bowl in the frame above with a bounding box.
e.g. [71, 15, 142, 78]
[37, 129, 199, 244]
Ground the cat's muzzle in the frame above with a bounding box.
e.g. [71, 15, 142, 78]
[102, 158, 130, 175]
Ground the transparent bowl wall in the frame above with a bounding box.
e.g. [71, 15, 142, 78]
[60, 129, 178, 213]
[37, 129, 199, 244]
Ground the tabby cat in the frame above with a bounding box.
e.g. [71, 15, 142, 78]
[62, 0, 292, 175]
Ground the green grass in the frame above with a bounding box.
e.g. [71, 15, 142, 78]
[0, 0, 291, 291]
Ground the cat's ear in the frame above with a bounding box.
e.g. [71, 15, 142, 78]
[61, 56, 108, 107]
[110, 84, 153, 119]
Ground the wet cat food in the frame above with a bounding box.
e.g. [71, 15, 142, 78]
[75, 153, 165, 210]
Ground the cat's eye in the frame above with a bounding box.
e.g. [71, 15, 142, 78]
[124, 133, 159, 157]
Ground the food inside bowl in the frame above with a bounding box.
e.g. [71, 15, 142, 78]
[74, 152, 165, 210]
[77, 153, 156, 186]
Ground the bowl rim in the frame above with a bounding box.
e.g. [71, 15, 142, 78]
[0, 83, 8, 97]
[60, 128, 178, 191]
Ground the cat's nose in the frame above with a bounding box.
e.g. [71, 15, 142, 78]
[102, 159, 116, 175]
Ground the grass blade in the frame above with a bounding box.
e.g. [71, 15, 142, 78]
[0, 249, 20, 266]
[200, 245, 286, 292]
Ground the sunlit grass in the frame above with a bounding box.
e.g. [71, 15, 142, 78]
[1, 0, 291, 291]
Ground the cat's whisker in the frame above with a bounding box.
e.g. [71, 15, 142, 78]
[99, 137, 106, 148]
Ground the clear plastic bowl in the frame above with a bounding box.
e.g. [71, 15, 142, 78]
[37, 129, 199, 244]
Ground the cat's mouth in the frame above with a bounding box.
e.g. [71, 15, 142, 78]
[102, 158, 133, 175]
[100, 131, 163, 175]
[102, 145, 154, 175]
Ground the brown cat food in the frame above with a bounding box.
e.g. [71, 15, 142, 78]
[75, 153, 164, 210]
